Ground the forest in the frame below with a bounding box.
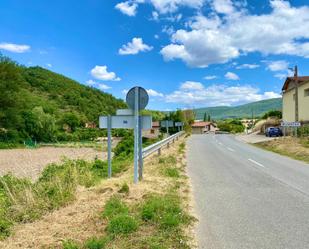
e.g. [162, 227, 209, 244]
[0, 54, 127, 144]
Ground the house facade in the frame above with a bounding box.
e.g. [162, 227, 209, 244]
[191, 121, 218, 134]
[282, 75, 309, 123]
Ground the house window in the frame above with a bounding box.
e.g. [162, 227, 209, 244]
[305, 88, 309, 97]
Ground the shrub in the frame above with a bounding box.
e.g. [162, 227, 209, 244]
[102, 196, 129, 219]
[158, 156, 177, 165]
[106, 214, 138, 235]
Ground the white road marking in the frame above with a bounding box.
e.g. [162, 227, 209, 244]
[218, 142, 223, 145]
[227, 147, 235, 152]
[248, 159, 265, 168]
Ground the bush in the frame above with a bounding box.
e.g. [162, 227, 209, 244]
[106, 214, 138, 235]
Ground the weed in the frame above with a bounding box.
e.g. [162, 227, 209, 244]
[84, 237, 108, 249]
[102, 196, 129, 219]
[118, 183, 129, 194]
[141, 194, 191, 230]
[164, 167, 180, 178]
[158, 156, 177, 165]
[106, 214, 138, 235]
[178, 142, 185, 154]
[62, 239, 80, 249]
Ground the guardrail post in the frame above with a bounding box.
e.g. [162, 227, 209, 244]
[158, 148, 161, 156]
[167, 142, 170, 148]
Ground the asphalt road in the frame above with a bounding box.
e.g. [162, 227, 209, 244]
[187, 134, 309, 249]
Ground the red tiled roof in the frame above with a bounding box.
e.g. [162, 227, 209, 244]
[192, 121, 213, 127]
[282, 76, 309, 91]
[152, 121, 160, 127]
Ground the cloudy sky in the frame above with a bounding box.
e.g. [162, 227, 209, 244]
[1, 0, 309, 110]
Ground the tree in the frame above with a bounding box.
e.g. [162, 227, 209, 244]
[203, 112, 207, 122]
[61, 112, 81, 132]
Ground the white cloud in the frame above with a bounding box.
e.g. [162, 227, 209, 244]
[0, 43, 30, 53]
[119, 37, 153, 55]
[147, 89, 164, 97]
[154, 34, 160, 39]
[86, 79, 111, 90]
[225, 72, 240, 80]
[122, 89, 129, 95]
[46, 63, 52, 68]
[266, 60, 289, 71]
[165, 81, 281, 106]
[150, 0, 205, 14]
[152, 11, 159, 21]
[204, 75, 217, 80]
[161, 1, 309, 67]
[180, 81, 204, 90]
[274, 73, 288, 80]
[86, 79, 96, 86]
[236, 64, 260, 69]
[115, 1, 138, 16]
[212, 0, 235, 15]
[91, 66, 121, 81]
[97, 84, 111, 90]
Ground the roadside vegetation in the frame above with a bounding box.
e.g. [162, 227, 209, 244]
[60, 139, 194, 249]
[0, 133, 156, 239]
[255, 136, 309, 163]
[217, 119, 245, 133]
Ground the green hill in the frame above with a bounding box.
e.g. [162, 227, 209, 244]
[194, 98, 282, 120]
[0, 55, 126, 143]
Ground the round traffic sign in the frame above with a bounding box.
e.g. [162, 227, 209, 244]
[126, 86, 149, 110]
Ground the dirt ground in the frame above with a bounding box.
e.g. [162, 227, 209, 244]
[0, 147, 107, 181]
[0, 136, 194, 249]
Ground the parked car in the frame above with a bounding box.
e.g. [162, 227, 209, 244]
[265, 127, 283, 137]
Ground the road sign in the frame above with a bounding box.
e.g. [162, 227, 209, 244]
[175, 122, 183, 127]
[116, 109, 133, 116]
[99, 115, 152, 129]
[160, 120, 174, 128]
[126, 86, 149, 110]
[281, 121, 301, 127]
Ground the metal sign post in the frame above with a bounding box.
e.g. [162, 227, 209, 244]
[99, 86, 149, 184]
[107, 115, 112, 178]
[134, 87, 139, 184]
[126, 86, 149, 183]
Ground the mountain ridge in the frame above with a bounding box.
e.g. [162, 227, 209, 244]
[194, 98, 282, 120]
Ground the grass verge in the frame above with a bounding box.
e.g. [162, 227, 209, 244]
[254, 137, 309, 164]
[61, 136, 195, 249]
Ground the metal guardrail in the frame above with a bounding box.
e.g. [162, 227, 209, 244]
[142, 131, 185, 158]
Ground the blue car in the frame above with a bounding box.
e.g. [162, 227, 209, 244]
[265, 127, 283, 137]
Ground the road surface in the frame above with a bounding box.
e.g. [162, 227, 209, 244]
[187, 134, 309, 249]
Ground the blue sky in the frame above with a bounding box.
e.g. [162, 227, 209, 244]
[1, 0, 309, 110]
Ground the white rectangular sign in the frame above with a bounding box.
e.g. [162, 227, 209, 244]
[281, 121, 301, 127]
[99, 115, 152, 130]
[175, 122, 183, 127]
[116, 109, 133, 116]
[160, 121, 174, 128]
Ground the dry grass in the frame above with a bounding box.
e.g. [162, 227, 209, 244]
[0, 136, 196, 249]
[0, 147, 107, 181]
[255, 137, 309, 163]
